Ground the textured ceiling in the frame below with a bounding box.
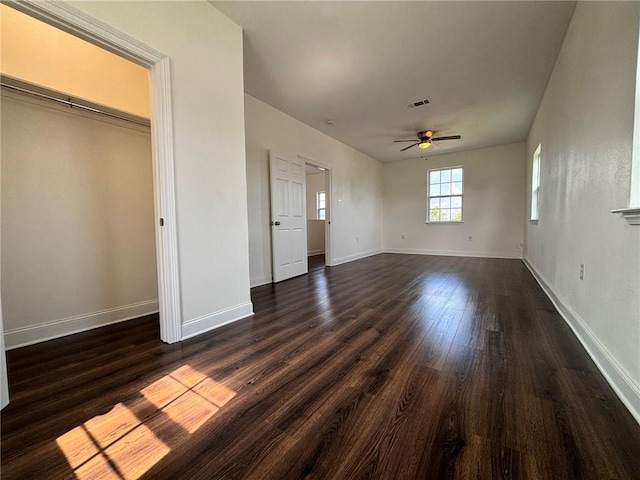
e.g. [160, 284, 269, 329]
[213, 1, 576, 162]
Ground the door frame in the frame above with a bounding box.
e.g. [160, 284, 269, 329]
[300, 156, 333, 267]
[3, 0, 182, 343]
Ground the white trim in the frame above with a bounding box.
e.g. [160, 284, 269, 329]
[332, 248, 383, 266]
[611, 206, 640, 225]
[308, 249, 325, 256]
[384, 247, 522, 259]
[250, 276, 273, 288]
[4, 300, 159, 350]
[181, 303, 254, 340]
[6, 0, 182, 343]
[150, 57, 182, 343]
[523, 258, 640, 425]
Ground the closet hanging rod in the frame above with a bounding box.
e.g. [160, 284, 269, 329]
[1, 78, 151, 128]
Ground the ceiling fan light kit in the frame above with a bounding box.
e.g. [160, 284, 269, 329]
[393, 129, 461, 152]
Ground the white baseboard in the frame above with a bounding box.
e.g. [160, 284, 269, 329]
[181, 301, 254, 340]
[523, 258, 640, 425]
[250, 275, 273, 288]
[4, 299, 159, 350]
[384, 247, 522, 259]
[332, 248, 383, 266]
[308, 249, 325, 256]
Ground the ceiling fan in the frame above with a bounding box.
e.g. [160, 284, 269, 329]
[394, 130, 461, 151]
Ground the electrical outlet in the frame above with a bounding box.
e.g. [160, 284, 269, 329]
[401, 234, 405, 240]
[580, 263, 585, 280]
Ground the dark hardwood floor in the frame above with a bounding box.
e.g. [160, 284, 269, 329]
[2, 254, 640, 479]
[307, 253, 325, 270]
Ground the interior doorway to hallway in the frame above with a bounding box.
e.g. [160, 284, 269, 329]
[304, 160, 332, 269]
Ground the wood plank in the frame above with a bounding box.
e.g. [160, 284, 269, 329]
[2, 254, 639, 479]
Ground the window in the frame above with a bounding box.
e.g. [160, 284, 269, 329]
[531, 144, 541, 221]
[611, 25, 640, 224]
[427, 167, 463, 222]
[317, 191, 326, 220]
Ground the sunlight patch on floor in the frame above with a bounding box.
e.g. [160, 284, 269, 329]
[141, 365, 236, 434]
[56, 365, 236, 479]
[57, 409, 169, 480]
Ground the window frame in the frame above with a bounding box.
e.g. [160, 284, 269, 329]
[316, 191, 326, 220]
[426, 166, 464, 224]
[611, 21, 640, 224]
[530, 143, 541, 222]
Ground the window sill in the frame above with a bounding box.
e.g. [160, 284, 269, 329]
[611, 206, 640, 225]
[424, 221, 464, 225]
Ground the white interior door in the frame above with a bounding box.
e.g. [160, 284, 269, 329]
[270, 151, 308, 282]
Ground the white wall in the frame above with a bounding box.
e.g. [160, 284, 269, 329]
[383, 143, 526, 258]
[245, 94, 383, 287]
[71, 1, 253, 336]
[525, 2, 640, 420]
[1, 91, 157, 348]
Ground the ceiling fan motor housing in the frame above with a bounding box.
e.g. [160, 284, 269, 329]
[419, 130, 434, 141]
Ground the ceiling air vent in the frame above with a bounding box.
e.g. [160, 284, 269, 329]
[407, 98, 430, 109]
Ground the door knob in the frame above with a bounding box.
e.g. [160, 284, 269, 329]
[271, 221, 281, 226]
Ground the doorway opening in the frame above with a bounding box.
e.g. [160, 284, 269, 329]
[303, 159, 332, 269]
[1, 1, 181, 345]
[1, 6, 160, 349]
[0, 1, 181, 411]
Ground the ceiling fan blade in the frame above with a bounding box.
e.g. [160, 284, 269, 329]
[400, 143, 419, 152]
[393, 139, 419, 143]
[432, 135, 461, 141]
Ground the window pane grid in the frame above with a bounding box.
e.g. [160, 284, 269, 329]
[531, 144, 541, 220]
[317, 191, 326, 220]
[427, 167, 463, 222]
